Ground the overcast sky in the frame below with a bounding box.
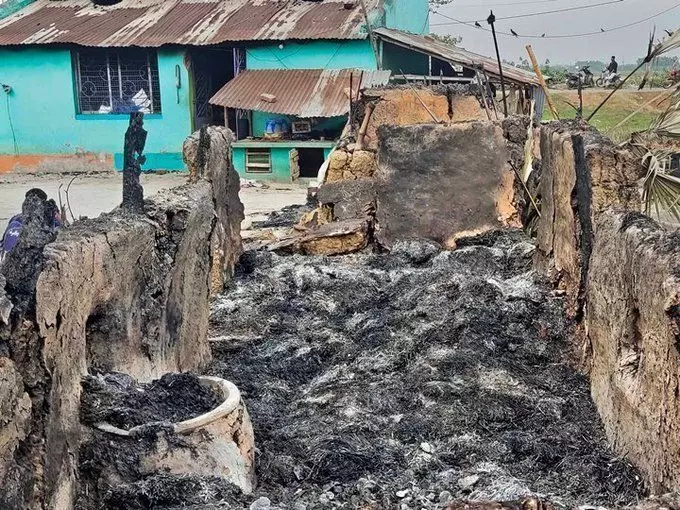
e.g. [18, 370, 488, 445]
[430, 0, 680, 65]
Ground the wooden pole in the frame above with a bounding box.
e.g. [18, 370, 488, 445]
[525, 44, 560, 120]
[349, 72, 353, 121]
[487, 11, 508, 117]
[356, 102, 375, 151]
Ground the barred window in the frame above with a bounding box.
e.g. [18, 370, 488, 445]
[73, 49, 162, 115]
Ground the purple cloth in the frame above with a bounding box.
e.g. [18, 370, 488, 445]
[1, 214, 23, 256]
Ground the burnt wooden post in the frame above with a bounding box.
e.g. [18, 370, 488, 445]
[122, 112, 147, 213]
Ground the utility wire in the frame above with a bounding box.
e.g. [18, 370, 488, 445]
[431, 2, 680, 39]
[431, 0, 624, 26]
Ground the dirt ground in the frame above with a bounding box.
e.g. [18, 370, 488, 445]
[0, 172, 308, 234]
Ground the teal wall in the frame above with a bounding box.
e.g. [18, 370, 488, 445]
[246, 40, 377, 71]
[384, 0, 430, 35]
[250, 112, 345, 137]
[0, 46, 192, 170]
[246, 40, 374, 140]
[0, 0, 34, 20]
[233, 146, 295, 182]
[383, 42, 429, 75]
[233, 143, 333, 183]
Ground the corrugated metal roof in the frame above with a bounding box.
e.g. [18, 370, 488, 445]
[209, 68, 391, 117]
[373, 27, 539, 86]
[0, 0, 379, 47]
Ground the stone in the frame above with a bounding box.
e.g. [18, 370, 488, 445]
[420, 442, 434, 453]
[458, 475, 480, 489]
[250, 496, 272, 510]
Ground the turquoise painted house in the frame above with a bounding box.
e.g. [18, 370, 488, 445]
[0, 0, 429, 179]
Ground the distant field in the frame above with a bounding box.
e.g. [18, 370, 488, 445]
[543, 89, 670, 142]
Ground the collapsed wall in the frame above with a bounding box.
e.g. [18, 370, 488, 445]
[0, 126, 243, 510]
[318, 116, 530, 250]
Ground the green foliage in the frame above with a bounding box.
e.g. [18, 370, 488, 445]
[429, 33, 462, 46]
[542, 65, 567, 83]
[628, 70, 669, 88]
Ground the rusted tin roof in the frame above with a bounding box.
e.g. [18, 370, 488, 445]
[373, 28, 539, 86]
[0, 0, 378, 47]
[209, 68, 391, 117]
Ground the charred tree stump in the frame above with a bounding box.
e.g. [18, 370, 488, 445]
[1, 188, 58, 317]
[122, 112, 147, 213]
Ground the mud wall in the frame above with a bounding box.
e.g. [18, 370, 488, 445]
[0, 126, 243, 510]
[359, 87, 488, 150]
[586, 211, 680, 493]
[529, 121, 680, 492]
[533, 122, 641, 316]
[319, 117, 529, 249]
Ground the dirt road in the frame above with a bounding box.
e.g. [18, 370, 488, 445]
[0, 172, 307, 233]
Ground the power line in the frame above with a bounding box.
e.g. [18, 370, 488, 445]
[431, 0, 624, 26]
[431, 2, 680, 39]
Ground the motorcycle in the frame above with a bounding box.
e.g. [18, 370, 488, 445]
[664, 69, 680, 89]
[596, 70, 621, 88]
[566, 66, 595, 89]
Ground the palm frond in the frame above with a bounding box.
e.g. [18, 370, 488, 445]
[650, 28, 680, 59]
[649, 86, 680, 137]
[641, 149, 680, 222]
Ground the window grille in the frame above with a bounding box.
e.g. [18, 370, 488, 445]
[74, 49, 162, 114]
[245, 148, 272, 173]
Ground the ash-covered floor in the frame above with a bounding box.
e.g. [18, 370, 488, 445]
[201, 231, 644, 509]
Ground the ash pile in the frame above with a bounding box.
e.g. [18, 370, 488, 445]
[206, 230, 644, 509]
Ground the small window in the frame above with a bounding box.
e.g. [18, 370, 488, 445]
[246, 148, 272, 173]
[73, 49, 161, 114]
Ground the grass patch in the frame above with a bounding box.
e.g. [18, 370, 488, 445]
[543, 89, 667, 142]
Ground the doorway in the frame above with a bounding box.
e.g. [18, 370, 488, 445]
[189, 48, 234, 130]
[298, 148, 325, 179]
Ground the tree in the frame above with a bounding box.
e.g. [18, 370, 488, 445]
[517, 56, 531, 70]
[429, 33, 462, 46]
